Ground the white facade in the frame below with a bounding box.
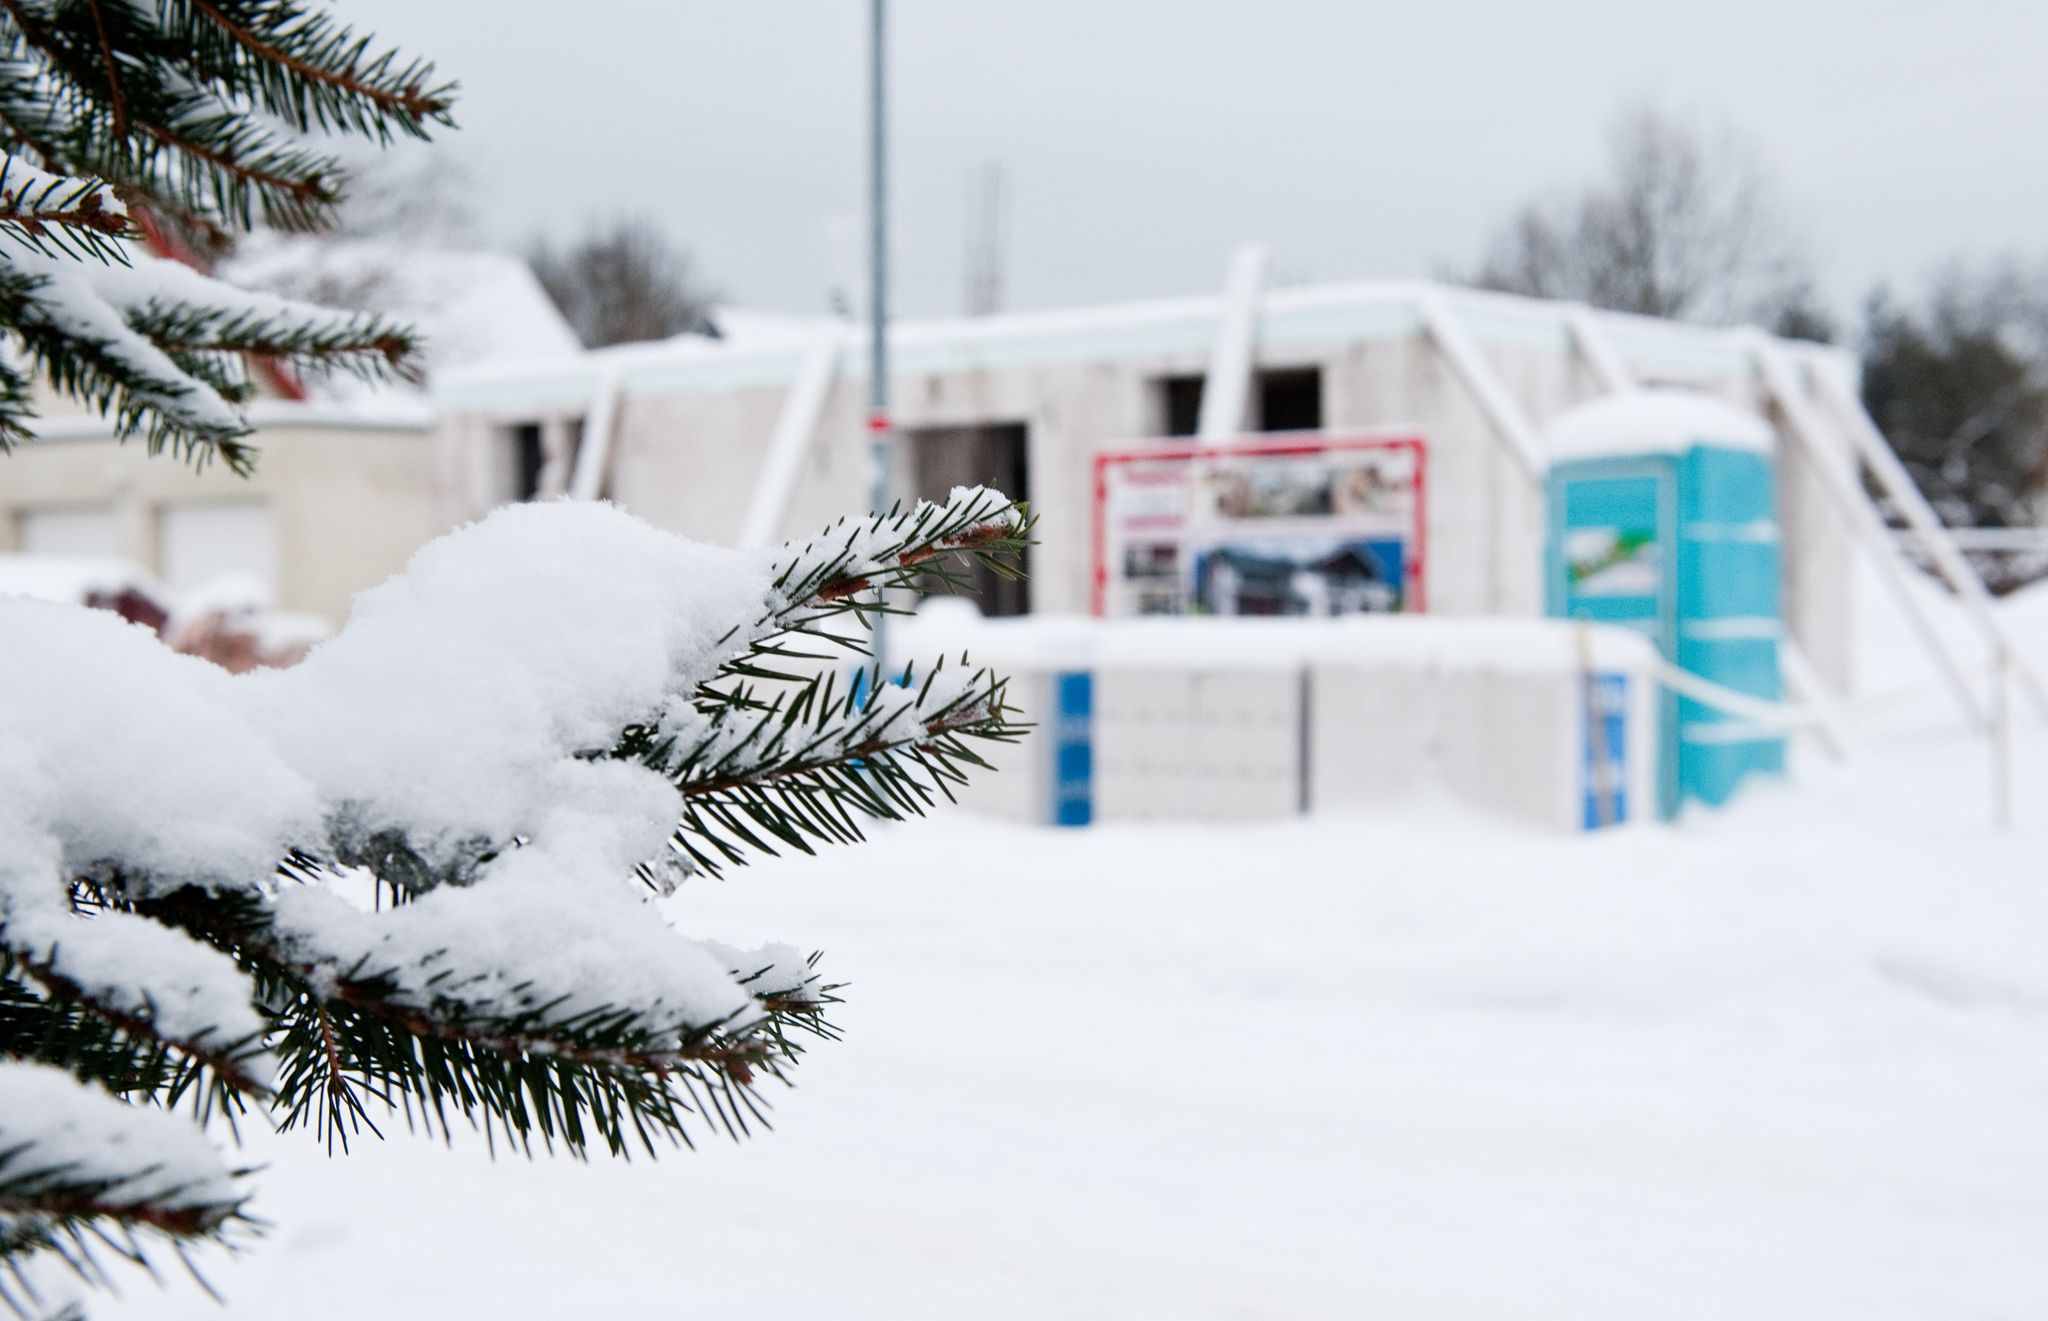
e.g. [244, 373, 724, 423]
[0, 396, 445, 624]
[434, 279, 1864, 687]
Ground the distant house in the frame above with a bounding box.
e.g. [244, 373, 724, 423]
[0, 237, 579, 625]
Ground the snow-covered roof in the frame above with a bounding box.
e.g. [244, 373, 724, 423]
[434, 276, 1856, 417]
[1545, 388, 1775, 463]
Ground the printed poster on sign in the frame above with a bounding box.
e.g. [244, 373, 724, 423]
[1096, 437, 1424, 617]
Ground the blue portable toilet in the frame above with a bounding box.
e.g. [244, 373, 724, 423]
[1543, 389, 1785, 818]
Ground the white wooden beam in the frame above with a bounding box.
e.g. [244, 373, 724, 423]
[568, 358, 626, 502]
[740, 333, 845, 548]
[1802, 354, 2048, 720]
[1417, 290, 1545, 478]
[1565, 304, 1634, 394]
[1196, 244, 1269, 441]
[1749, 337, 1990, 732]
[535, 416, 577, 499]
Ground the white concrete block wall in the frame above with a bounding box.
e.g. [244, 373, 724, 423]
[939, 669, 1051, 824]
[1305, 664, 1443, 809]
[1309, 660, 1656, 831]
[1093, 669, 1301, 821]
[890, 614, 1666, 832]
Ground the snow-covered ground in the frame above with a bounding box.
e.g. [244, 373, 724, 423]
[106, 570, 2048, 1320]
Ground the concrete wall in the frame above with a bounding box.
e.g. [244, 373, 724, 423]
[0, 423, 444, 624]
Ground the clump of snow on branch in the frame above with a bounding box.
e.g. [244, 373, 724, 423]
[0, 1061, 244, 1218]
[0, 158, 127, 255]
[0, 489, 1016, 1121]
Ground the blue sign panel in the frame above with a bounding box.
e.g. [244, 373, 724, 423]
[1052, 671, 1093, 827]
[1581, 672, 1629, 830]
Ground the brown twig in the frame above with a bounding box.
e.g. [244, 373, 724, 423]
[0, 1191, 227, 1236]
[83, 0, 126, 136]
[141, 121, 325, 200]
[8, 952, 268, 1096]
[328, 980, 772, 1085]
[812, 518, 1017, 601]
[674, 703, 993, 799]
[0, 185, 128, 238]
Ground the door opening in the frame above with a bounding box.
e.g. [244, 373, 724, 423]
[903, 422, 1030, 616]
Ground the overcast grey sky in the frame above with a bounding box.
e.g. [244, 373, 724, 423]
[340, 0, 2048, 324]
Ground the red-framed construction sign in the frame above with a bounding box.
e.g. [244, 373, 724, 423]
[1090, 433, 1428, 618]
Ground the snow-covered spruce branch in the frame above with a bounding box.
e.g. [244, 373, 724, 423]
[131, 94, 342, 234]
[0, 225, 418, 464]
[123, 883, 840, 1157]
[0, 952, 251, 1127]
[0, 946, 268, 1102]
[0, 1062, 251, 1307]
[0, 491, 1025, 1305]
[731, 487, 1032, 677]
[262, 965, 839, 1157]
[1, 3, 465, 1307]
[636, 658, 1019, 878]
[0, 158, 128, 263]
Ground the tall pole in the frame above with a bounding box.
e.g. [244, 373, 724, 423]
[867, 0, 892, 676]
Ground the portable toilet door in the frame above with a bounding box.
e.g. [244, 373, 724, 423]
[1543, 390, 1787, 818]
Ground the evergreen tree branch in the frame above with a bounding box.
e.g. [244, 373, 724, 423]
[633, 657, 1023, 878]
[81, 0, 123, 138]
[131, 881, 836, 1159]
[178, 1, 455, 135]
[0, 81, 60, 172]
[0, 157, 129, 263]
[0, 1061, 252, 1312]
[1, 955, 264, 1103]
[123, 298, 409, 375]
[0, 259, 255, 467]
[134, 101, 336, 232]
[0, 352, 29, 444]
[744, 490, 1032, 670]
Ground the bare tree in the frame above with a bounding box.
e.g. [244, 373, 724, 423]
[329, 141, 480, 244]
[528, 217, 719, 347]
[224, 142, 480, 318]
[1458, 105, 1818, 330]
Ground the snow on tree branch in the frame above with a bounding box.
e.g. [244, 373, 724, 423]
[0, 157, 128, 263]
[0, 1061, 250, 1304]
[0, 171, 420, 466]
[643, 655, 1015, 877]
[0, 492, 1026, 1180]
[0, 2, 473, 1308]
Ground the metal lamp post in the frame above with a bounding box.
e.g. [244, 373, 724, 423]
[867, 0, 892, 674]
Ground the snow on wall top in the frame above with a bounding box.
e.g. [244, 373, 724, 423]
[900, 598, 1659, 675]
[1545, 388, 1775, 464]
